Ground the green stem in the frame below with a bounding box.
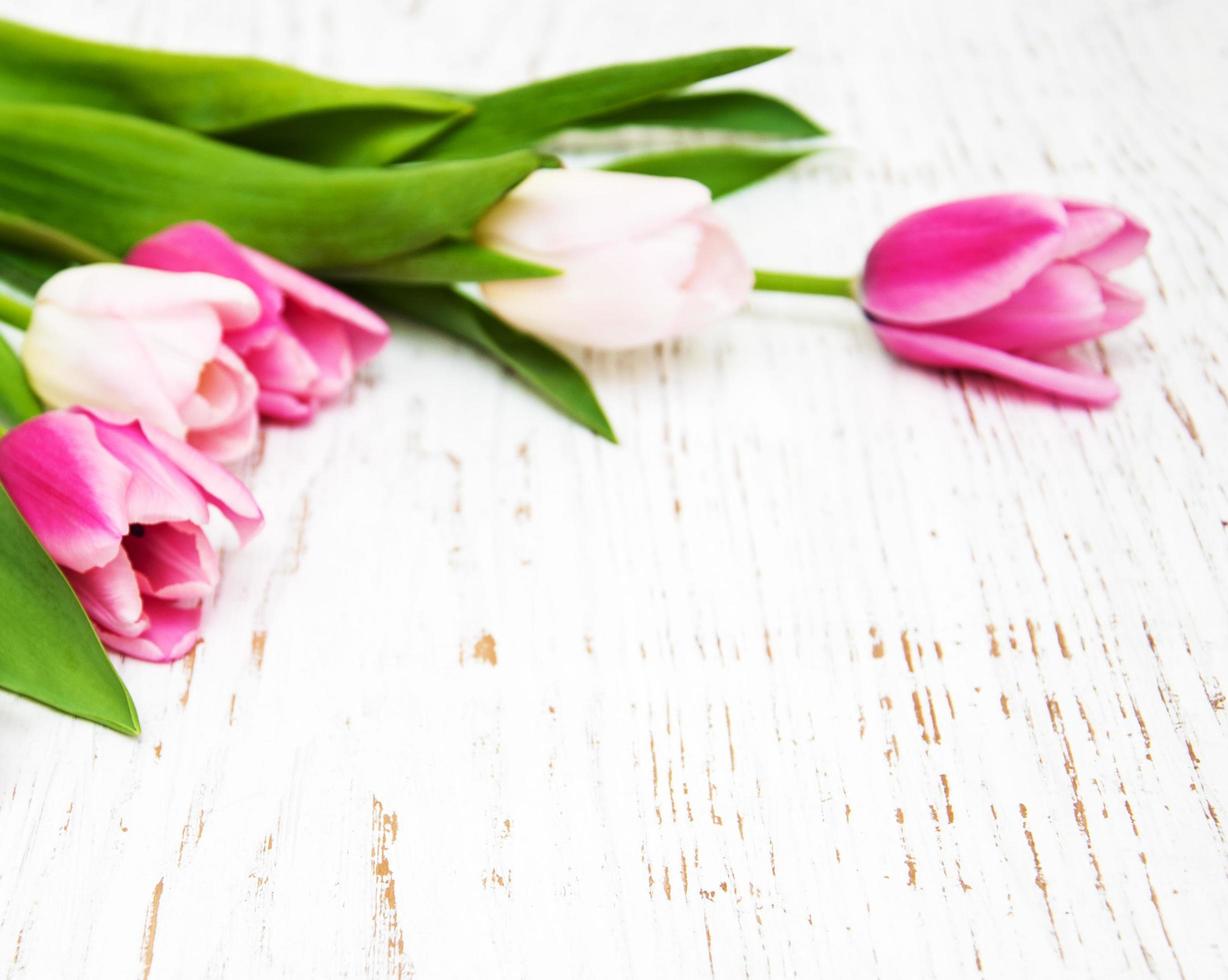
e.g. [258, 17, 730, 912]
[753, 269, 856, 301]
[0, 289, 33, 330]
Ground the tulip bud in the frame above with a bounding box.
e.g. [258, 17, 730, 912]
[475, 169, 753, 349]
[860, 195, 1149, 405]
[128, 223, 391, 423]
[0, 408, 263, 662]
[21, 264, 263, 461]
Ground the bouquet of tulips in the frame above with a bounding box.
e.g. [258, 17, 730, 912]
[0, 18, 1150, 734]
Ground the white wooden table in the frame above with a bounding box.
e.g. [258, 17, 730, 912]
[2, 0, 1227, 976]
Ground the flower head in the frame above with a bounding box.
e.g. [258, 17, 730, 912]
[0, 408, 263, 662]
[476, 169, 753, 349]
[860, 194, 1149, 405]
[22, 264, 262, 461]
[128, 222, 390, 422]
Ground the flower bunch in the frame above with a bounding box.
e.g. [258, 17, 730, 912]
[0, 16, 1149, 734]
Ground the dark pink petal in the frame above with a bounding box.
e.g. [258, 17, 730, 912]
[1060, 201, 1149, 273]
[927, 262, 1109, 352]
[238, 245, 390, 365]
[863, 194, 1068, 324]
[139, 422, 263, 544]
[0, 411, 130, 572]
[1100, 279, 1145, 330]
[63, 549, 147, 638]
[257, 390, 315, 423]
[874, 324, 1120, 406]
[100, 598, 202, 663]
[286, 311, 353, 400]
[242, 329, 319, 394]
[126, 521, 219, 602]
[78, 410, 211, 527]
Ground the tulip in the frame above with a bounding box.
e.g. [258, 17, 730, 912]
[474, 169, 753, 349]
[859, 195, 1149, 405]
[0, 408, 263, 662]
[20, 264, 263, 462]
[128, 223, 391, 423]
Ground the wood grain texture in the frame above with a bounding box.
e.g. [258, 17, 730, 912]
[2, 0, 1227, 976]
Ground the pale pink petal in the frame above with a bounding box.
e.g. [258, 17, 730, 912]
[862, 194, 1068, 324]
[126, 521, 219, 602]
[238, 245, 389, 364]
[1060, 201, 1150, 273]
[476, 168, 713, 255]
[39, 263, 259, 331]
[79, 411, 210, 527]
[674, 210, 754, 335]
[100, 598, 202, 663]
[927, 263, 1108, 351]
[0, 411, 130, 572]
[179, 347, 259, 462]
[874, 324, 1119, 406]
[63, 549, 147, 638]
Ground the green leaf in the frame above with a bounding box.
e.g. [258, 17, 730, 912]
[415, 47, 791, 160]
[0, 332, 39, 426]
[583, 89, 825, 139]
[0, 104, 540, 267]
[0, 483, 140, 735]
[324, 240, 559, 284]
[0, 17, 471, 166]
[605, 145, 815, 198]
[0, 208, 116, 264]
[359, 284, 616, 442]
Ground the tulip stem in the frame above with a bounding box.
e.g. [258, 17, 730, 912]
[0, 289, 33, 330]
[753, 270, 857, 300]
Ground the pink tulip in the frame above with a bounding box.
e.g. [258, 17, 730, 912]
[475, 169, 753, 349]
[21, 264, 262, 462]
[128, 223, 390, 423]
[0, 408, 263, 662]
[860, 195, 1149, 405]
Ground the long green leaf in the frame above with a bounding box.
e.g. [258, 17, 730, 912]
[360, 284, 615, 442]
[605, 145, 816, 198]
[325, 240, 559, 284]
[0, 18, 471, 166]
[414, 47, 791, 160]
[0, 483, 140, 735]
[0, 104, 540, 267]
[0, 335, 39, 426]
[583, 90, 825, 138]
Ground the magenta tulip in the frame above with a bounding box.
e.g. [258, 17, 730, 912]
[860, 195, 1149, 405]
[21, 264, 262, 462]
[128, 223, 390, 423]
[0, 408, 263, 662]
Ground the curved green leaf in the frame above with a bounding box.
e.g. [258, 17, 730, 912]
[361, 284, 615, 442]
[0, 104, 540, 267]
[0, 17, 471, 166]
[415, 47, 791, 160]
[584, 90, 825, 138]
[0, 331, 39, 426]
[0, 483, 139, 735]
[325, 240, 559, 284]
[605, 145, 816, 198]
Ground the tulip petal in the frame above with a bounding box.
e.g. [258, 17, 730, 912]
[81, 411, 211, 527]
[100, 598, 202, 663]
[138, 420, 264, 544]
[1061, 201, 1150, 273]
[476, 168, 713, 255]
[238, 245, 390, 364]
[874, 324, 1120, 406]
[1100, 278, 1145, 330]
[242, 329, 319, 395]
[63, 548, 147, 638]
[257, 390, 314, 423]
[675, 211, 754, 334]
[862, 194, 1068, 324]
[927, 262, 1110, 351]
[0, 411, 130, 572]
[126, 521, 219, 602]
[284, 311, 354, 400]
